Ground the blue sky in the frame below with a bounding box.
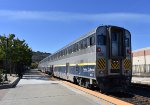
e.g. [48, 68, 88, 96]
[0, 0, 150, 53]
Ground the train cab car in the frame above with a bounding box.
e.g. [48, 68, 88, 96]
[96, 26, 132, 92]
[38, 25, 132, 92]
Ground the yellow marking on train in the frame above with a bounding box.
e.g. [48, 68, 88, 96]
[111, 60, 120, 69]
[70, 64, 76, 66]
[124, 59, 131, 70]
[96, 58, 106, 70]
[78, 63, 96, 66]
[54, 63, 96, 67]
[54, 64, 66, 67]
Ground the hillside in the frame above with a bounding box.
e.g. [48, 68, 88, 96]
[31, 51, 51, 68]
[32, 51, 51, 63]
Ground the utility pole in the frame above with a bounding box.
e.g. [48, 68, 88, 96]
[144, 50, 146, 73]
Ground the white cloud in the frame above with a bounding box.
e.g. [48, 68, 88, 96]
[0, 10, 150, 23]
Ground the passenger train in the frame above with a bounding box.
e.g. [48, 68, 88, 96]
[38, 25, 132, 92]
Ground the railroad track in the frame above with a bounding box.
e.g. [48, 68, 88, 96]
[96, 83, 150, 105]
[49, 76, 150, 105]
[108, 91, 150, 105]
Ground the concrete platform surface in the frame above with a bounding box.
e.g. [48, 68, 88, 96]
[0, 69, 107, 105]
[132, 77, 150, 85]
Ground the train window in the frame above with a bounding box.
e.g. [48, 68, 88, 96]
[73, 44, 76, 52]
[63, 50, 65, 56]
[57, 53, 59, 59]
[81, 41, 84, 49]
[65, 49, 67, 55]
[97, 35, 106, 45]
[83, 39, 87, 49]
[64, 50, 65, 55]
[71, 45, 73, 53]
[125, 38, 129, 47]
[68, 47, 70, 54]
[61, 51, 63, 56]
[90, 36, 95, 46]
[111, 32, 117, 41]
[64, 49, 66, 55]
[59, 51, 61, 57]
[74, 43, 77, 52]
[66, 48, 68, 54]
[62, 50, 64, 56]
[60, 51, 62, 57]
[69, 46, 73, 53]
[58, 52, 60, 57]
[70, 46, 72, 53]
[87, 37, 90, 47]
[79, 40, 83, 49]
[67, 48, 69, 55]
[56, 53, 58, 59]
[64, 50, 66, 55]
[54, 55, 55, 59]
[125, 30, 130, 47]
[76, 43, 79, 51]
[78, 42, 81, 50]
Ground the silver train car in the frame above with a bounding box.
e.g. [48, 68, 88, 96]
[38, 25, 132, 92]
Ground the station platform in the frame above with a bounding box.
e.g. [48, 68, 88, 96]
[132, 77, 150, 85]
[0, 69, 132, 105]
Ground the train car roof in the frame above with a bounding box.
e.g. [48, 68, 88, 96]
[39, 25, 127, 63]
[42, 26, 99, 61]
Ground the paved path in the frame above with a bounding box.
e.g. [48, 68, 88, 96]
[132, 77, 150, 85]
[0, 69, 101, 105]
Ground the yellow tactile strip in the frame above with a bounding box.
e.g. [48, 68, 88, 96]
[62, 81, 133, 105]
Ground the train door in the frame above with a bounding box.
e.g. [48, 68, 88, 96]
[96, 26, 107, 78]
[123, 30, 132, 76]
[109, 27, 124, 75]
[66, 63, 69, 80]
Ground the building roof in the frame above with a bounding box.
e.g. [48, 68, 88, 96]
[132, 47, 150, 52]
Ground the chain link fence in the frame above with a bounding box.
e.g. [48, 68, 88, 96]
[132, 64, 150, 76]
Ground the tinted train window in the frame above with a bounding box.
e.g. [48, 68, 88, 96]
[83, 39, 87, 49]
[63, 50, 65, 56]
[90, 36, 95, 46]
[80, 41, 83, 49]
[111, 32, 117, 41]
[68, 46, 72, 54]
[125, 38, 129, 47]
[67, 48, 69, 54]
[61, 51, 63, 56]
[87, 37, 90, 46]
[97, 35, 106, 45]
[65, 49, 67, 55]
[76, 43, 79, 51]
[73, 44, 75, 52]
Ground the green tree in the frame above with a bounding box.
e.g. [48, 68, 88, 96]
[0, 34, 32, 79]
